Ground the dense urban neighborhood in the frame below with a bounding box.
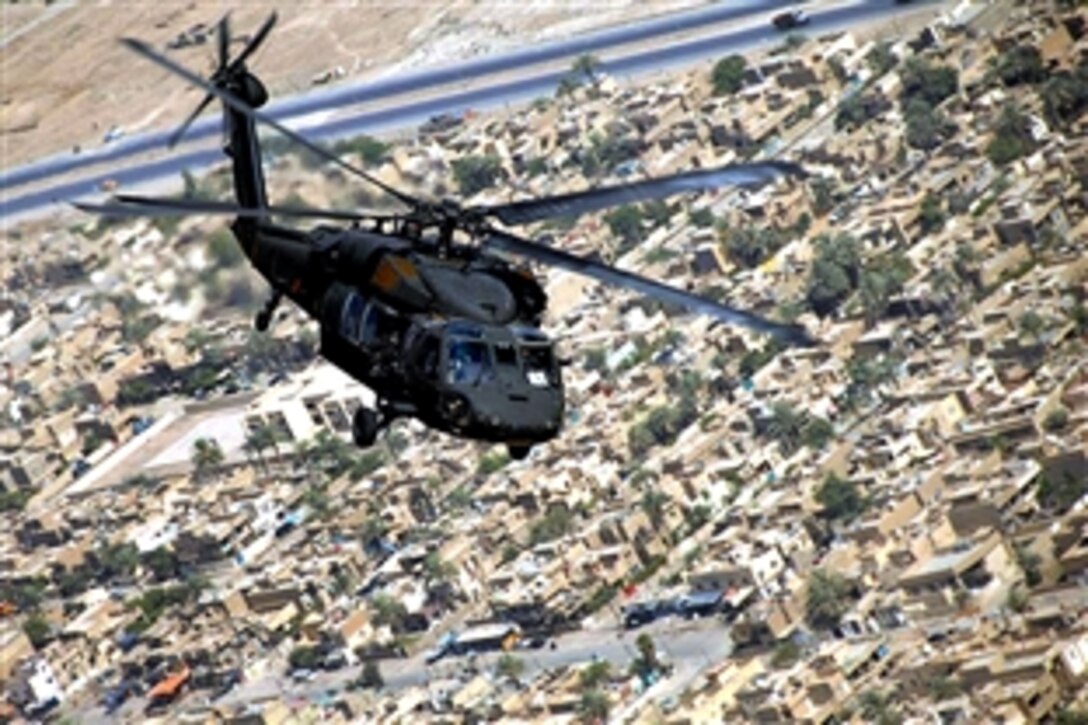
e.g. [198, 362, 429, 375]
[2, 0, 1088, 723]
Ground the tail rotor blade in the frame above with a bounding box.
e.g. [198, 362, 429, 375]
[230, 11, 277, 69]
[168, 93, 215, 148]
[217, 12, 231, 69]
[120, 36, 419, 209]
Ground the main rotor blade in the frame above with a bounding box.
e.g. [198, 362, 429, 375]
[120, 36, 419, 210]
[230, 11, 276, 70]
[484, 228, 815, 346]
[73, 195, 388, 223]
[477, 161, 807, 226]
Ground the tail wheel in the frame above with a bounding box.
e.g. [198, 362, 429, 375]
[507, 444, 531, 461]
[352, 407, 380, 448]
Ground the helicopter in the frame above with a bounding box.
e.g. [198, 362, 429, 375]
[76, 13, 815, 460]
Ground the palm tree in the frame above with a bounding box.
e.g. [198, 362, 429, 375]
[767, 403, 806, 454]
[556, 74, 582, 98]
[244, 423, 277, 472]
[191, 437, 224, 483]
[640, 490, 670, 530]
[572, 53, 602, 84]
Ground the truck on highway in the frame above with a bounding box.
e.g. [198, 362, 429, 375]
[772, 10, 809, 30]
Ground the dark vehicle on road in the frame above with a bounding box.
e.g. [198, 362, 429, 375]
[677, 590, 725, 619]
[772, 10, 809, 30]
[622, 599, 675, 629]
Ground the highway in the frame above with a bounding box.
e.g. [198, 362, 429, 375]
[0, 0, 793, 192]
[1, 0, 938, 221]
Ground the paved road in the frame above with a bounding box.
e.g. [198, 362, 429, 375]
[218, 617, 733, 709]
[1, 0, 939, 221]
[67, 618, 731, 722]
[0, 0, 792, 192]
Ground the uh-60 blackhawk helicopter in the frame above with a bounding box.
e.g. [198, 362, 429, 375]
[77, 13, 816, 460]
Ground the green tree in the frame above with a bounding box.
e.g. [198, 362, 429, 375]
[191, 437, 225, 483]
[23, 614, 51, 649]
[360, 660, 384, 689]
[898, 58, 958, 109]
[451, 155, 504, 195]
[866, 43, 897, 76]
[809, 177, 837, 217]
[858, 689, 902, 725]
[97, 542, 141, 580]
[370, 594, 408, 631]
[0, 489, 31, 513]
[766, 402, 806, 454]
[583, 347, 608, 373]
[530, 506, 574, 545]
[243, 424, 277, 472]
[771, 640, 802, 669]
[207, 229, 244, 268]
[1056, 709, 1088, 725]
[1014, 543, 1043, 586]
[801, 416, 835, 451]
[423, 552, 455, 584]
[1044, 407, 1070, 432]
[995, 44, 1046, 87]
[1037, 470, 1086, 512]
[631, 631, 661, 679]
[333, 135, 390, 166]
[721, 226, 787, 269]
[302, 486, 331, 519]
[806, 569, 851, 631]
[805, 234, 860, 316]
[572, 53, 601, 83]
[580, 660, 611, 690]
[816, 474, 867, 523]
[987, 104, 1035, 166]
[640, 490, 670, 530]
[556, 74, 582, 98]
[445, 486, 474, 511]
[579, 689, 610, 723]
[1018, 310, 1045, 342]
[712, 55, 747, 95]
[289, 646, 320, 671]
[496, 653, 526, 680]
[143, 546, 178, 582]
[478, 449, 510, 476]
[918, 192, 946, 235]
[604, 205, 645, 248]
[689, 207, 715, 228]
[501, 543, 520, 564]
[1041, 68, 1088, 128]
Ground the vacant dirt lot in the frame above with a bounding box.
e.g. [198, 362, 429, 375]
[1, 0, 703, 167]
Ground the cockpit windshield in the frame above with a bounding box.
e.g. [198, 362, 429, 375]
[521, 344, 558, 388]
[447, 339, 493, 386]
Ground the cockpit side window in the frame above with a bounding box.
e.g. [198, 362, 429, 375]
[447, 339, 493, 386]
[340, 293, 366, 341]
[521, 344, 558, 388]
[417, 335, 441, 380]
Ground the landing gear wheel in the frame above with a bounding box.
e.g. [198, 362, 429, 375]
[507, 444, 531, 461]
[439, 393, 472, 429]
[352, 407, 381, 448]
[254, 309, 271, 332]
